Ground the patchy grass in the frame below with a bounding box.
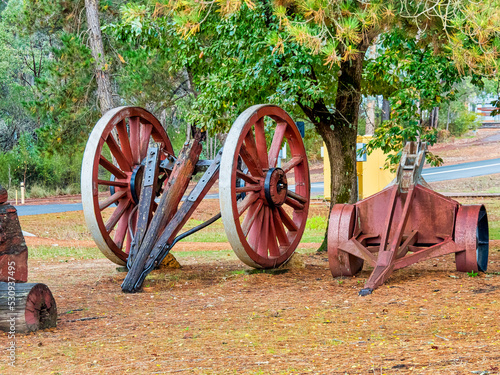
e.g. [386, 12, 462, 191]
[28, 245, 104, 260]
[457, 197, 500, 240]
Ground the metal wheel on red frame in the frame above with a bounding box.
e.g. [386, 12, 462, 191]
[81, 106, 174, 265]
[328, 204, 364, 277]
[220, 104, 310, 268]
[455, 204, 489, 273]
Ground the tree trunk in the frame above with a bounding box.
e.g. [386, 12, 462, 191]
[366, 97, 376, 135]
[0, 283, 57, 333]
[85, 0, 114, 114]
[299, 31, 378, 251]
[300, 56, 366, 205]
[382, 98, 391, 122]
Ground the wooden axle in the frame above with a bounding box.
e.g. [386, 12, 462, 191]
[122, 133, 221, 292]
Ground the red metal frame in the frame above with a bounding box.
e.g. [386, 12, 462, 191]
[328, 141, 489, 295]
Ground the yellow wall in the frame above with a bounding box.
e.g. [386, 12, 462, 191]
[323, 135, 395, 201]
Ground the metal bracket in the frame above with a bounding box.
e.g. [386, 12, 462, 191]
[160, 157, 213, 177]
[130, 148, 224, 291]
[144, 148, 158, 187]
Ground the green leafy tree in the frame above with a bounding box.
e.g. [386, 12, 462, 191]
[115, 0, 500, 210]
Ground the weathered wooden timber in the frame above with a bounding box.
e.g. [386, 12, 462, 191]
[81, 105, 312, 292]
[0, 185, 7, 204]
[121, 135, 204, 292]
[0, 184, 28, 283]
[0, 282, 57, 333]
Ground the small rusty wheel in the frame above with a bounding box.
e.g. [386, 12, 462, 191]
[220, 104, 310, 268]
[455, 205, 489, 273]
[328, 204, 364, 277]
[81, 107, 174, 265]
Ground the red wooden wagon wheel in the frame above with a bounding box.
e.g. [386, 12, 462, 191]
[455, 204, 489, 273]
[328, 204, 364, 276]
[220, 104, 310, 268]
[81, 107, 174, 265]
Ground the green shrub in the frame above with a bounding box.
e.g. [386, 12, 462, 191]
[448, 111, 481, 136]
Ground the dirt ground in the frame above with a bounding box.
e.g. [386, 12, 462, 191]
[429, 128, 500, 165]
[3, 246, 500, 375]
[2, 132, 500, 374]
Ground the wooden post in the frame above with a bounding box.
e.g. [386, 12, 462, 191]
[0, 283, 57, 333]
[20, 182, 25, 205]
[0, 185, 28, 283]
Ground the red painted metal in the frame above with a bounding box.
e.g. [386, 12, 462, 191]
[455, 205, 488, 272]
[328, 204, 363, 276]
[328, 141, 489, 295]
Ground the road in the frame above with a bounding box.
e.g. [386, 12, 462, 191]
[13, 159, 499, 216]
[421, 158, 500, 182]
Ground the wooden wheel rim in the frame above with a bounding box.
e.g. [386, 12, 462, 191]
[81, 106, 174, 265]
[220, 104, 310, 268]
[327, 204, 363, 277]
[455, 204, 489, 273]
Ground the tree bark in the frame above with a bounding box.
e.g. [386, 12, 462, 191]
[382, 98, 391, 122]
[298, 31, 378, 251]
[85, 0, 114, 114]
[300, 41, 375, 205]
[366, 97, 376, 135]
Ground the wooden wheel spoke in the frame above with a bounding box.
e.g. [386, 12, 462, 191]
[125, 232, 132, 255]
[99, 190, 127, 210]
[268, 122, 287, 168]
[247, 208, 264, 250]
[236, 170, 259, 184]
[277, 206, 298, 232]
[237, 192, 260, 216]
[113, 208, 130, 249]
[105, 199, 131, 233]
[220, 105, 310, 269]
[242, 200, 264, 236]
[285, 194, 305, 211]
[268, 209, 281, 258]
[253, 119, 269, 169]
[258, 207, 270, 257]
[240, 142, 264, 177]
[116, 119, 133, 166]
[235, 184, 262, 194]
[282, 156, 303, 174]
[97, 179, 129, 188]
[83, 106, 173, 265]
[272, 208, 290, 247]
[106, 134, 132, 172]
[99, 155, 127, 179]
[129, 116, 141, 164]
[244, 128, 263, 171]
[287, 190, 308, 204]
[140, 123, 153, 161]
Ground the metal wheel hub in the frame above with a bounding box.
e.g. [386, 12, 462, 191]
[129, 165, 144, 204]
[264, 168, 288, 207]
